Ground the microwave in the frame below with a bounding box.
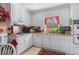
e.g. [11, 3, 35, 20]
[0, 34, 8, 45]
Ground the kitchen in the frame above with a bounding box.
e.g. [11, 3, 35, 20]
[0, 3, 79, 55]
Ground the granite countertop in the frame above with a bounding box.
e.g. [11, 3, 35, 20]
[45, 33, 71, 36]
[9, 32, 71, 36]
[32, 32, 71, 36]
[9, 33, 32, 37]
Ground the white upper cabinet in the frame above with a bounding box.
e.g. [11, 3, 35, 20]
[11, 4, 25, 25]
[60, 5, 70, 26]
[71, 3, 79, 20]
[11, 4, 31, 26]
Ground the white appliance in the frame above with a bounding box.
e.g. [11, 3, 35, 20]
[73, 20, 79, 44]
[0, 34, 8, 45]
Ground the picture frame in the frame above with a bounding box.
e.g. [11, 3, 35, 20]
[44, 16, 59, 29]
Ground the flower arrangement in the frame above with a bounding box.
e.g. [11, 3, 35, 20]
[0, 6, 10, 22]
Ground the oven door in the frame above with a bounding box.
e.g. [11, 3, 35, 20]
[74, 35, 79, 44]
[74, 24, 79, 34]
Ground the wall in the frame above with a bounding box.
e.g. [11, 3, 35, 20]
[31, 4, 71, 26]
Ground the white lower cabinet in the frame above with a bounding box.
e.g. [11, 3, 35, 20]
[17, 36, 24, 54]
[32, 34, 42, 47]
[9, 33, 77, 55]
[50, 35, 59, 50]
[43, 35, 51, 49]
[9, 34, 32, 55]
[73, 47, 79, 55]
[22, 34, 32, 51]
[32, 34, 74, 54]
[73, 44, 79, 55]
[59, 36, 73, 54]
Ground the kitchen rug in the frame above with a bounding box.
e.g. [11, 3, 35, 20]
[38, 48, 65, 55]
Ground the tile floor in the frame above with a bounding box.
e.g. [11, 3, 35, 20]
[21, 46, 41, 55]
[21, 46, 65, 55]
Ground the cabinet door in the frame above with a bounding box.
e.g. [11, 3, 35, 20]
[50, 35, 59, 50]
[12, 4, 20, 24]
[12, 4, 26, 25]
[73, 47, 79, 55]
[59, 36, 73, 54]
[73, 44, 79, 55]
[33, 34, 42, 47]
[23, 34, 32, 49]
[17, 34, 32, 54]
[71, 4, 79, 19]
[60, 6, 70, 26]
[43, 35, 51, 49]
[17, 36, 24, 54]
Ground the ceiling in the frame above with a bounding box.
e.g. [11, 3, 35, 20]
[20, 3, 65, 11]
